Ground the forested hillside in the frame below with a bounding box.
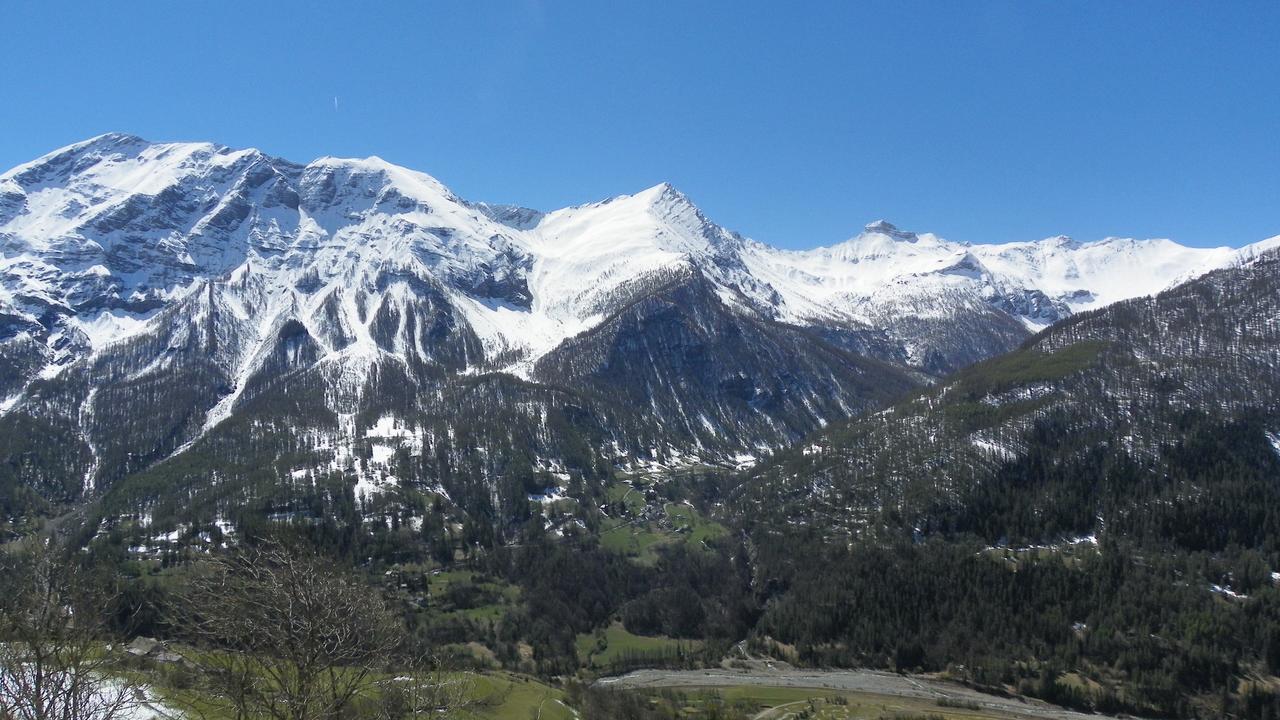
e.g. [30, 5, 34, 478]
[742, 248, 1280, 551]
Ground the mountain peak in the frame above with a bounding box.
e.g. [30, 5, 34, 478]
[1039, 235, 1081, 250]
[309, 154, 398, 171]
[863, 220, 918, 242]
[304, 154, 459, 206]
[1, 132, 151, 182]
[82, 131, 148, 147]
[637, 181, 694, 209]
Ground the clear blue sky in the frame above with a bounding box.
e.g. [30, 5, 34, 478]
[2, 1, 1277, 249]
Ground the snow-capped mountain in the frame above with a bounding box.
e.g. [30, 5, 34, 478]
[4, 133, 1273, 390]
[0, 133, 1275, 527]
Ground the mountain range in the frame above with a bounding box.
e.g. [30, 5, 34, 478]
[1, 132, 1277, 532]
[6, 132, 1280, 717]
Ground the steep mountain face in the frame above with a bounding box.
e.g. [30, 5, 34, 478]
[741, 249, 1280, 550]
[535, 270, 918, 452]
[0, 133, 1273, 531]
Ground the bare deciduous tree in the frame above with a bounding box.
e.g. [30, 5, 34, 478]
[0, 540, 138, 720]
[173, 541, 464, 720]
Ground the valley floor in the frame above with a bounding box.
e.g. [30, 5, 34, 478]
[597, 667, 1137, 720]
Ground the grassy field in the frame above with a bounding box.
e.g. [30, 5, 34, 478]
[575, 621, 702, 669]
[115, 644, 1103, 720]
[598, 476, 730, 564]
[425, 568, 521, 622]
[133, 659, 573, 720]
[665, 501, 728, 547]
[605, 479, 649, 512]
[462, 672, 575, 720]
[599, 516, 669, 564]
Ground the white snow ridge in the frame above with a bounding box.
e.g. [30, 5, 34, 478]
[0, 133, 1271, 413]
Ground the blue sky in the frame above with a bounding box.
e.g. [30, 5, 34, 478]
[1, 1, 1276, 249]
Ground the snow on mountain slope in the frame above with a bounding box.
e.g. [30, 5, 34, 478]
[528, 183, 702, 320]
[1, 134, 531, 381]
[739, 221, 1273, 331]
[5, 133, 1279, 521]
[2, 133, 1273, 402]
